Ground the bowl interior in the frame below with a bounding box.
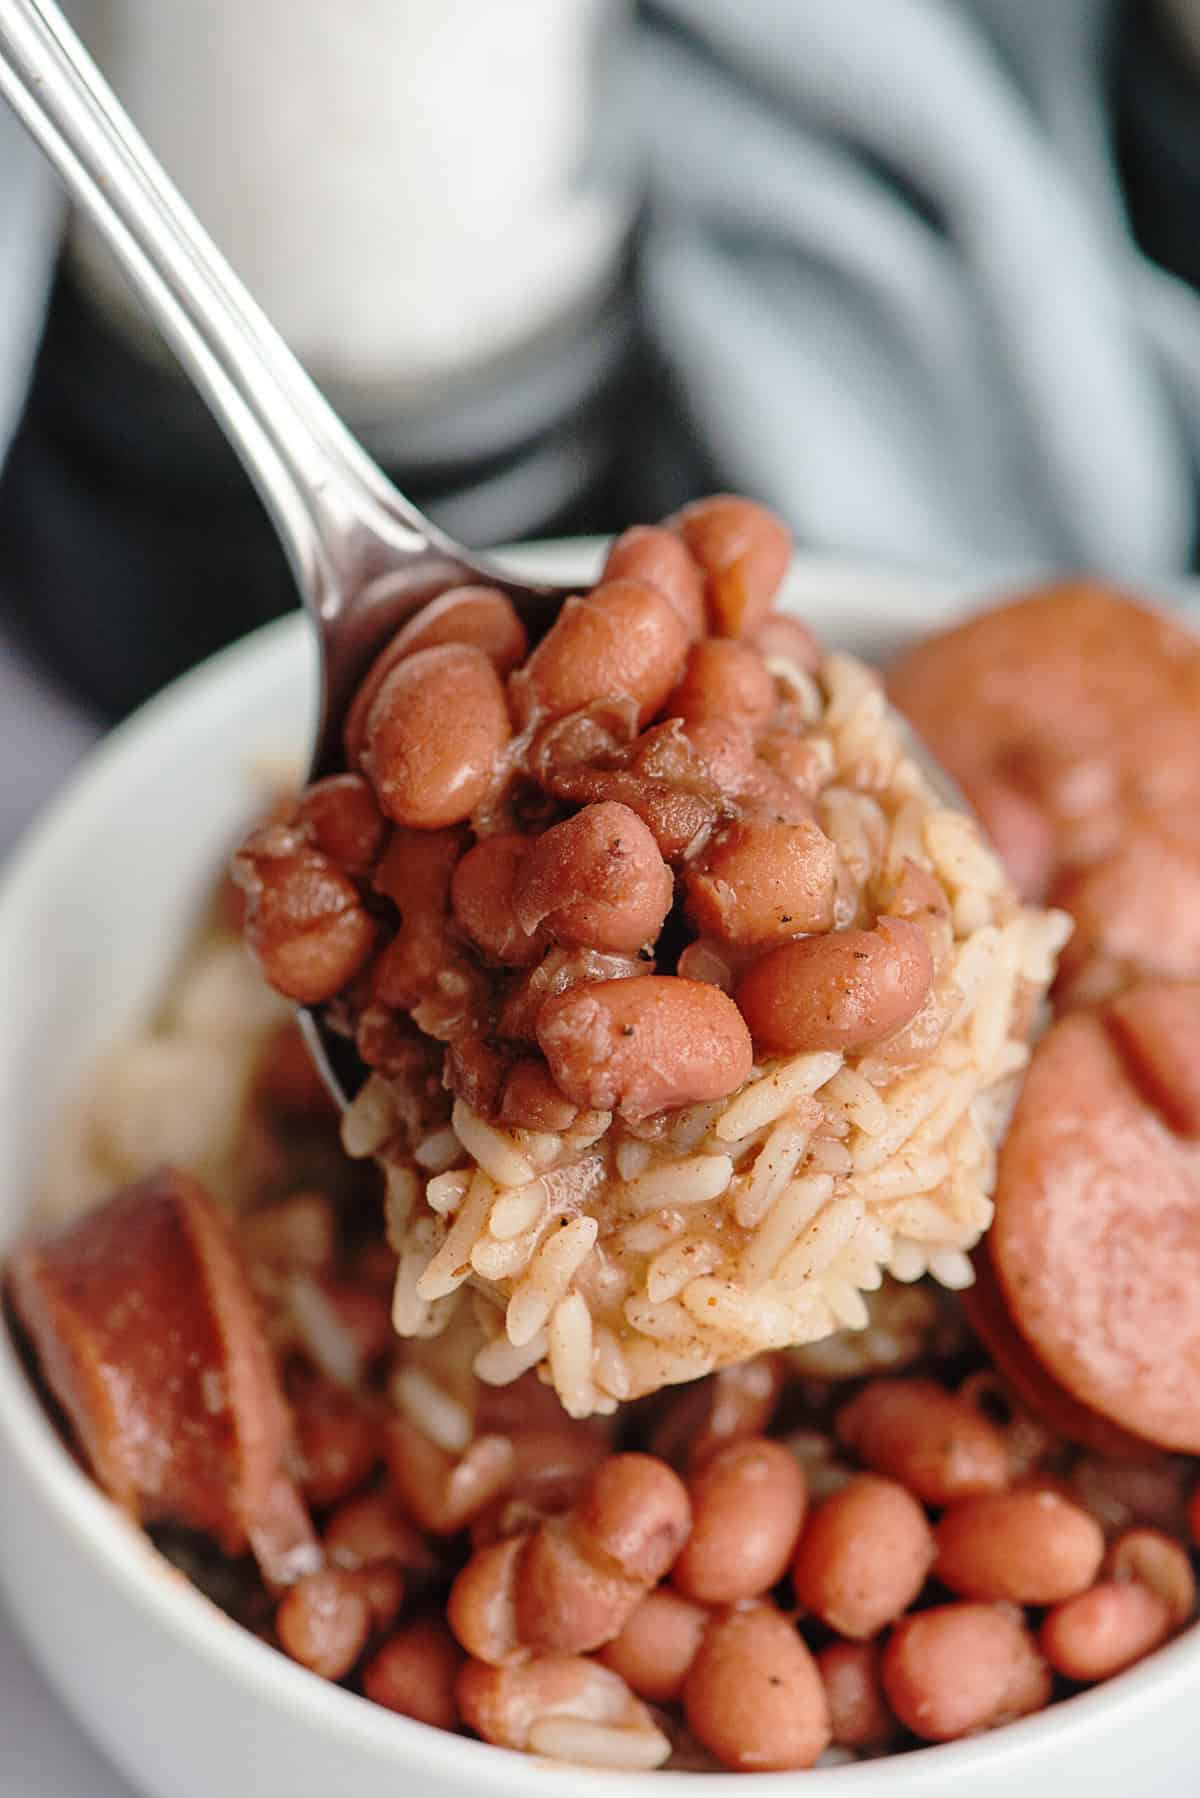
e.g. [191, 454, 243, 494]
[2, 543, 1198, 1797]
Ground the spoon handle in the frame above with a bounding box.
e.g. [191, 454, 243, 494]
[0, 0, 436, 610]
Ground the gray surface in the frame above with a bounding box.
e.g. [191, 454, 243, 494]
[0, 633, 101, 867]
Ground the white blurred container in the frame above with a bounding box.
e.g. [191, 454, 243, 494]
[70, 0, 635, 402]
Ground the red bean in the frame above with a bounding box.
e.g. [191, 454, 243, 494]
[276, 1568, 371, 1680]
[673, 1438, 807, 1604]
[499, 1060, 580, 1132]
[682, 1603, 831, 1772]
[449, 1454, 691, 1664]
[537, 975, 753, 1120]
[323, 1491, 438, 1575]
[664, 640, 777, 734]
[934, 1490, 1104, 1604]
[834, 1377, 1010, 1506]
[292, 1383, 379, 1509]
[343, 587, 527, 763]
[750, 611, 821, 673]
[362, 1617, 464, 1729]
[450, 834, 546, 966]
[348, 1565, 403, 1638]
[385, 1418, 516, 1537]
[883, 1603, 1051, 1741]
[295, 774, 387, 877]
[1102, 1528, 1196, 1627]
[514, 801, 674, 955]
[1039, 1581, 1172, 1682]
[603, 524, 706, 638]
[457, 1655, 666, 1761]
[497, 945, 648, 1044]
[735, 916, 934, 1053]
[544, 761, 718, 862]
[791, 1474, 934, 1640]
[232, 828, 377, 1003]
[817, 1641, 896, 1752]
[391, 585, 527, 672]
[672, 495, 792, 638]
[447, 1535, 526, 1666]
[362, 644, 510, 829]
[649, 1354, 786, 1472]
[685, 820, 837, 948]
[599, 1590, 709, 1703]
[510, 580, 691, 729]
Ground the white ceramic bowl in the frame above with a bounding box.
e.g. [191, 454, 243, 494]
[1, 545, 1197, 1798]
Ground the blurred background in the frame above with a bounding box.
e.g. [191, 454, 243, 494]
[3, 0, 1200, 855]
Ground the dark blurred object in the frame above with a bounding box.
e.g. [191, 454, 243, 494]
[1116, 1, 1200, 303]
[0, 252, 711, 720]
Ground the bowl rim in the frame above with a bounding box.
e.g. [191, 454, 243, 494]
[2, 559, 1199, 1794]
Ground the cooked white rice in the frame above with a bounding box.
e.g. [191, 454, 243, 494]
[338, 647, 1071, 1414]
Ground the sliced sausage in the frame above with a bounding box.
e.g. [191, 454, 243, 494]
[988, 999, 1200, 1452]
[7, 1168, 317, 1582]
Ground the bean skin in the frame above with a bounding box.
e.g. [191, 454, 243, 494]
[362, 643, 510, 829]
[537, 975, 754, 1120]
[735, 916, 934, 1053]
[363, 1617, 465, 1729]
[598, 1590, 709, 1703]
[510, 580, 692, 728]
[497, 945, 648, 1044]
[682, 1603, 831, 1772]
[664, 640, 777, 733]
[514, 801, 674, 955]
[750, 611, 821, 673]
[450, 834, 546, 966]
[672, 495, 792, 638]
[791, 1474, 934, 1640]
[1102, 1528, 1196, 1627]
[685, 819, 838, 948]
[603, 524, 706, 639]
[276, 1568, 371, 1681]
[457, 1655, 667, 1761]
[295, 774, 387, 877]
[835, 1377, 1010, 1506]
[1039, 1581, 1172, 1682]
[232, 828, 377, 1004]
[817, 1641, 897, 1752]
[447, 1535, 526, 1666]
[883, 1603, 1051, 1741]
[343, 586, 526, 763]
[934, 1490, 1104, 1604]
[673, 1438, 807, 1604]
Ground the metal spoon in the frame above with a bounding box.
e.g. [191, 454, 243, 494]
[0, 0, 574, 1098]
